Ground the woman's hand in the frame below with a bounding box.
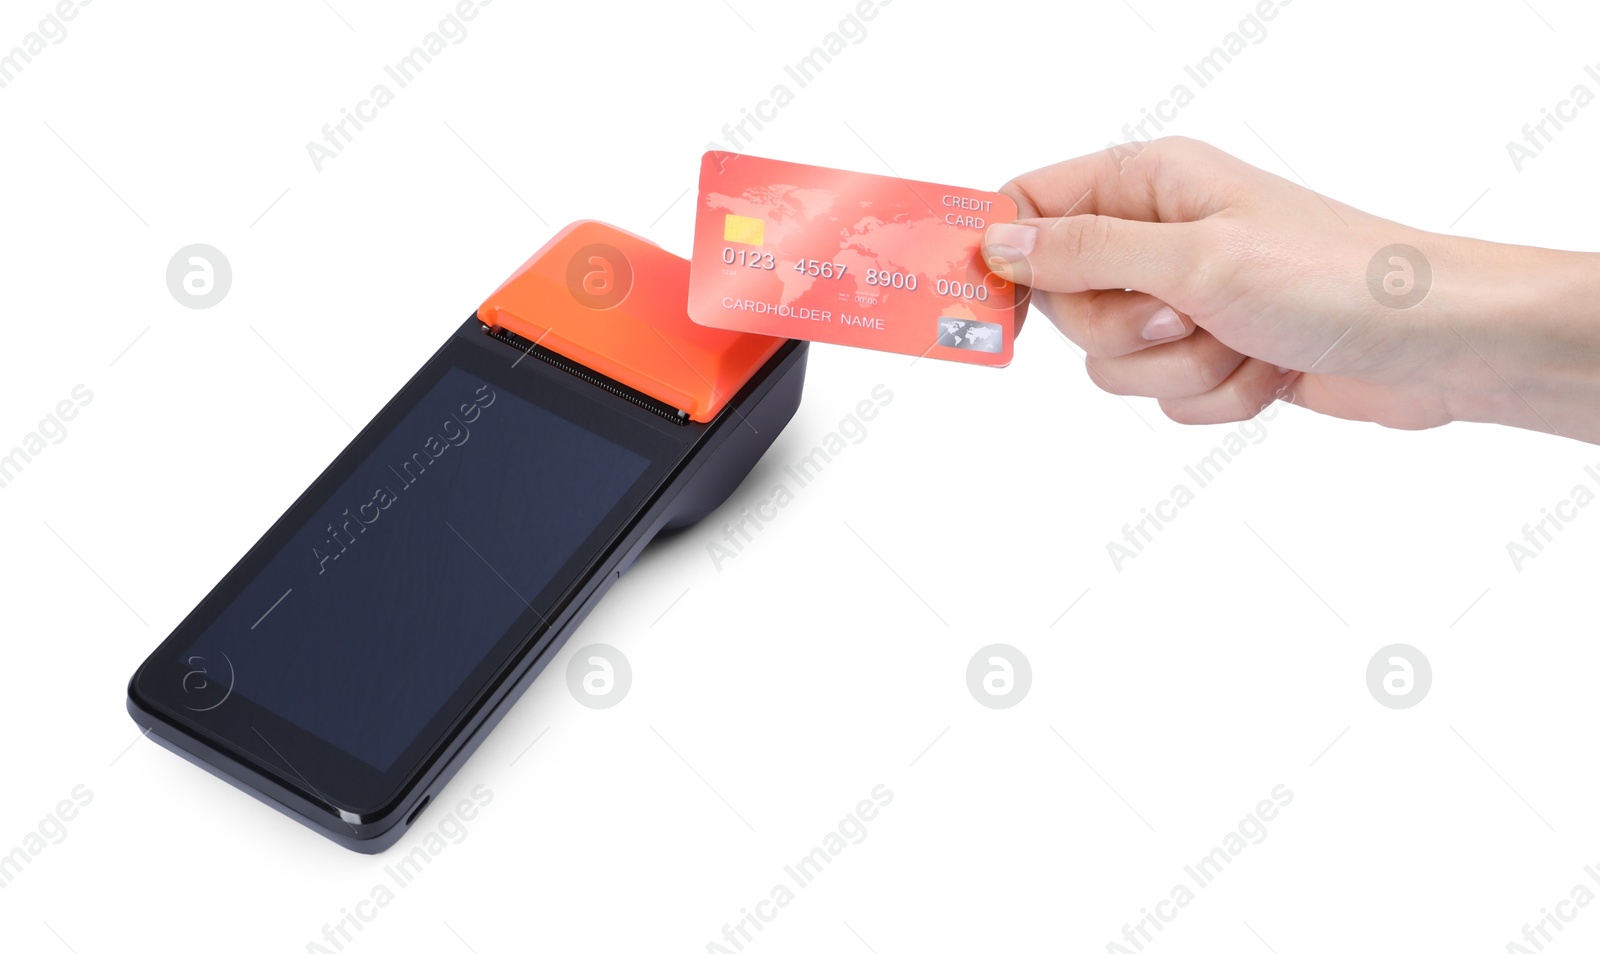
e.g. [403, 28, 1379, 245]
[984, 137, 1600, 443]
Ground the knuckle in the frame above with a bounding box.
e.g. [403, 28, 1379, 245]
[1083, 356, 1123, 395]
[997, 178, 1032, 217]
[1230, 389, 1258, 423]
[1181, 342, 1230, 393]
[1078, 294, 1112, 357]
[1175, 220, 1237, 301]
[1149, 136, 1226, 173]
[1153, 135, 1207, 159]
[1159, 398, 1202, 425]
[1063, 214, 1116, 264]
[1149, 135, 1194, 157]
[1176, 346, 1207, 391]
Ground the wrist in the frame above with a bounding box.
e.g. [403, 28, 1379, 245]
[1430, 236, 1600, 441]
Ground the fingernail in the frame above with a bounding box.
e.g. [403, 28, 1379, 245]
[1275, 366, 1294, 375]
[1140, 306, 1185, 341]
[984, 224, 1037, 275]
[984, 223, 1037, 261]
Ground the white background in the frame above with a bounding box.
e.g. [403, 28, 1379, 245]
[2, 0, 1599, 951]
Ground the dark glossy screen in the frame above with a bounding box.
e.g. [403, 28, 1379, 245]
[180, 367, 650, 771]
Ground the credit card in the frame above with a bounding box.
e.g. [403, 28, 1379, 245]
[687, 152, 1019, 366]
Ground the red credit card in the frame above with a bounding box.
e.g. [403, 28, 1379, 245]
[687, 152, 1018, 366]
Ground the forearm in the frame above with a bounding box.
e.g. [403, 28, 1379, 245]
[1435, 238, 1600, 443]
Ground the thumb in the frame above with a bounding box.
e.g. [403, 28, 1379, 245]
[983, 215, 1202, 298]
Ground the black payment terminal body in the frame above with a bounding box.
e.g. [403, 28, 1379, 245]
[127, 222, 807, 852]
